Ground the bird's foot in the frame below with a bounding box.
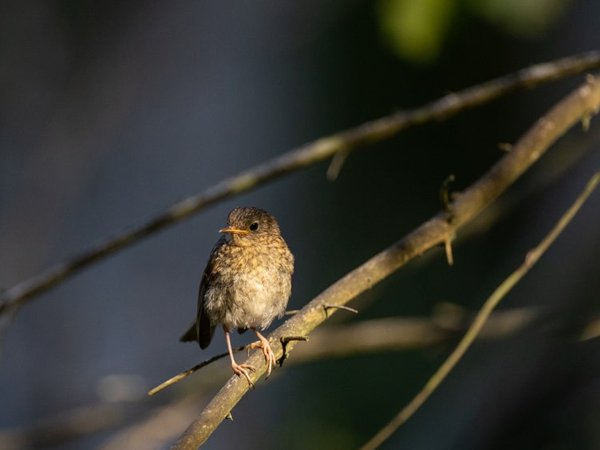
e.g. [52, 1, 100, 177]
[249, 334, 277, 377]
[231, 362, 255, 387]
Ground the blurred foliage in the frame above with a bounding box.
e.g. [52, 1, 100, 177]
[467, 0, 571, 38]
[377, 0, 571, 64]
[377, 0, 457, 64]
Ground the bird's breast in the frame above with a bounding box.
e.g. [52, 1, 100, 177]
[204, 244, 293, 331]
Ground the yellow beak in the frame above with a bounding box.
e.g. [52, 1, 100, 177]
[219, 226, 249, 235]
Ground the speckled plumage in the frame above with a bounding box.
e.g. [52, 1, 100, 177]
[180, 207, 294, 381]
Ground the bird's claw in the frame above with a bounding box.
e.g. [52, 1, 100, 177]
[231, 362, 255, 387]
[250, 337, 277, 378]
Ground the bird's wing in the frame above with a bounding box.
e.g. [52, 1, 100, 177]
[179, 238, 224, 347]
[196, 237, 229, 348]
[196, 265, 215, 349]
[179, 267, 212, 345]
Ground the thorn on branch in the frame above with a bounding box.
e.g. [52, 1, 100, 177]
[444, 236, 455, 267]
[581, 113, 591, 131]
[327, 150, 349, 181]
[440, 174, 456, 214]
[498, 142, 513, 152]
[323, 304, 359, 317]
[278, 336, 308, 366]
[439, 174, 457, 266]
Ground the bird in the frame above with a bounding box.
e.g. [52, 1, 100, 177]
[180, 207, 294, 384]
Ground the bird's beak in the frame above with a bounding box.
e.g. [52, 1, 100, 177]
[219, 226, 250, 235]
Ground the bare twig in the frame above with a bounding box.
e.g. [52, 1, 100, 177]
[326, 150, 350, 181]
[148, 345, 246, 396]
[323, 304, 359, 315]
[171, 75, 600, 450]
[1, 53, 599, 317]
[359, 171, 600, 450]
[291, 307, 541, 362]
[278, 335, 310, 366]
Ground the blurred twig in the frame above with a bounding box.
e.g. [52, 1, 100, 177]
[359, 171, 600, 450]
[0, 403, 140, 450]
[1, 52, 599, 317]
[171, 74, 600, 450]
[291, 307, 539, 362]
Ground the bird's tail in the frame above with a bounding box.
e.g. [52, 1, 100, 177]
[179, 323, 198, 342]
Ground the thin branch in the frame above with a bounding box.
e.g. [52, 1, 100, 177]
[323, 304, 359, 315]
[171, 75, 600, 449]
[359, 171, 600, 450]
[1, 52, 599, 316]
[290, 308, 539, 362]
[147, 345, 246, 396]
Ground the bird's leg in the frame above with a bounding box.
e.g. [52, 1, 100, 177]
[249, 330, 277, 377]
[224, 326, 254, 386]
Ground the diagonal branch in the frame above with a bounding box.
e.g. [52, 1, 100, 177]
[171, 75, 600, 449]
[1, 52, 599, 316]
[359, 171, 600, 450]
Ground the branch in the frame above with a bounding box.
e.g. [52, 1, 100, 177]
[290, 307, 539, 362]
[1, 52, 599, 316]
[171, 75, 600, 449]
[359, 171, 600, 450]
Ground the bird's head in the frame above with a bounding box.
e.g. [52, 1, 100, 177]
[219, 207, 281, 245]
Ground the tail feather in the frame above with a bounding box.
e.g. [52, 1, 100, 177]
[180, 322, 198, 342]
[179, 315, 215, 349]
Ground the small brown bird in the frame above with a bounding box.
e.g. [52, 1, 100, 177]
[180, 207, 294, 384]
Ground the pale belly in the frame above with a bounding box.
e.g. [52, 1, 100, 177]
[204, 267, 291, 331]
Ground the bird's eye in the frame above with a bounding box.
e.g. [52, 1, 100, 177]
[249, 222, 259, 231]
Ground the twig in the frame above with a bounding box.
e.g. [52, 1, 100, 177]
[148, 345, 248, 396]
[1, 53, 599, 316]
[278, 336, 309, 366]
[326, 150, 350, 181]
[291, 308, 540, 362]
[440, 174, 456, 265]
[149, 334, 313, 396]
[170, 74, 600, 450]
[359, 171, 600, 450]
[323, 304, 359, 316]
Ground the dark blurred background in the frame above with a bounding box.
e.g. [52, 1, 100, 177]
[1, 1, 599, 449]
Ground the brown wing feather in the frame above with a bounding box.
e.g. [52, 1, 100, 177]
[196, 268, 215, 349]
[179, 268, 213, 346]
[180, 238, 224, 348]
